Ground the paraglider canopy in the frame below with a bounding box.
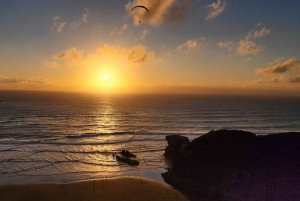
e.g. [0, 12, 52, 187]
[131, 5, 149, 13]
[131, 5, 149, 23]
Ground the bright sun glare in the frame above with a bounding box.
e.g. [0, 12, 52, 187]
[103, 75, 109, 81]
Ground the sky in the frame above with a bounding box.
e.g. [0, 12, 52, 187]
[0, 0, 300, 95]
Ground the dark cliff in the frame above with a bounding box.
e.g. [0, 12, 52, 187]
[162, 130, 300, 201]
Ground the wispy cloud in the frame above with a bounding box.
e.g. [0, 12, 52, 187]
[52, 8, 89, 32]
[255, 58, 299, 75]
[237, 26, 271, 56]
[51, 16, 66, 33]
[205, 0, 227, 21]
[177, 38, 207, 54]
[237, 39, 265, 56]
[177, 40, 200, 54]
[97, 44, 158, 65]
[125, 0, 192, 26]
[268, 57, 285, 66]
[252, 27, 271, 38]
[0, 76, 47, 84]
[271, 76, 285, 83]
[57, 22, 66, 33]
[52, 47, 84, 67]
[141, 30, 149, 40]
[70, 8, 90, 29]
[43, 60, 60, 69]
[45, 43, 159, 69]
[53, 16, 60, 21]
[289, 75, 300, 83]
[218, 41, 233, 48]
[110, 24, 128, 36]
[218, 25, 271, 56]
[82, 8, 89, 23]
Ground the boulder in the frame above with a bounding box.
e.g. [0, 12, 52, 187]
[164, 135, 190, 164]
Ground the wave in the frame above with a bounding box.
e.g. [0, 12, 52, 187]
[0, 137, 166, 146]
[0, 148, 165, 163]
[0, 130, 202, 147]
[66, 130, 202, 139]
[66, 131, 136, 138]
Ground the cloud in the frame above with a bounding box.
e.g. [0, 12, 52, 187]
[82, 8, 89, 23]
[51, 16, 66, 33]
[177, 38, 206, 54]
[268, 57, 285, 66]
[139, 83, 300, 95]
[218, 41, 234, 53]
[250, 76, 286, 84]
[57, 22, 66, 33]
[289, 75, 300, 83]
[255, 23, 263, 27]
[177, 40, 199, 53]
[271, 76, 285, 83]
[97, 44, 157, 65]
[141, 30, 149, 40]
[256, 58, 299, 75]
[205, 0, 227, 21]
[53, 16, 60, 21]
[252, 27, 271, 38]
[237, 39, 265, 56]
[245, 57, 251, 62]
[0, 76, 47, 84]
[218, 26, 271, 56]
[128, 46, 149, 63]
[125, 0, 192, 26]
[120, 24, 128, 34]
[70, 8, 90, 29]
[53, 47, 84, 67]
[218, 41, 233, 48]
[110, 24, 128, 36]
[43, 60, 59, 69]
[0, 76, 23, 84]
[163, 0, 193, 23]
[237, 26, 271, 56]
[245, 26, 271, 39]
[46, 44, 158, 69]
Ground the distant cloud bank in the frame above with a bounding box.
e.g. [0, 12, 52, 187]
[0, 76, 47, 85]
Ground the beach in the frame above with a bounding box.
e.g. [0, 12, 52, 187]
[0, 177, 188, 201]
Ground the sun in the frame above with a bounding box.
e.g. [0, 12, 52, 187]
[103, 75, 109, 81]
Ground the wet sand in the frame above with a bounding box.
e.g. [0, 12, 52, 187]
[0, 176, 188, 201]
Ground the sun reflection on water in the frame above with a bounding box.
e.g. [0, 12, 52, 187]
[95, 97, 118, 134]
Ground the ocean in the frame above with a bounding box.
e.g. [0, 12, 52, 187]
[0, 91, 299, 186]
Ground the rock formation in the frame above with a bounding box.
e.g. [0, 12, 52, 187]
[162, 130, 300, 201]
[115, 150, 139, 166]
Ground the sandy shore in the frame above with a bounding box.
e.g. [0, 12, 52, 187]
[0, 176, 188, 201]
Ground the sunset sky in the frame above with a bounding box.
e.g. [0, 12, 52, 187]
[0, 0, 299, 95]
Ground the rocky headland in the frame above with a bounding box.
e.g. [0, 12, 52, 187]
[162, 130, 300, 201]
